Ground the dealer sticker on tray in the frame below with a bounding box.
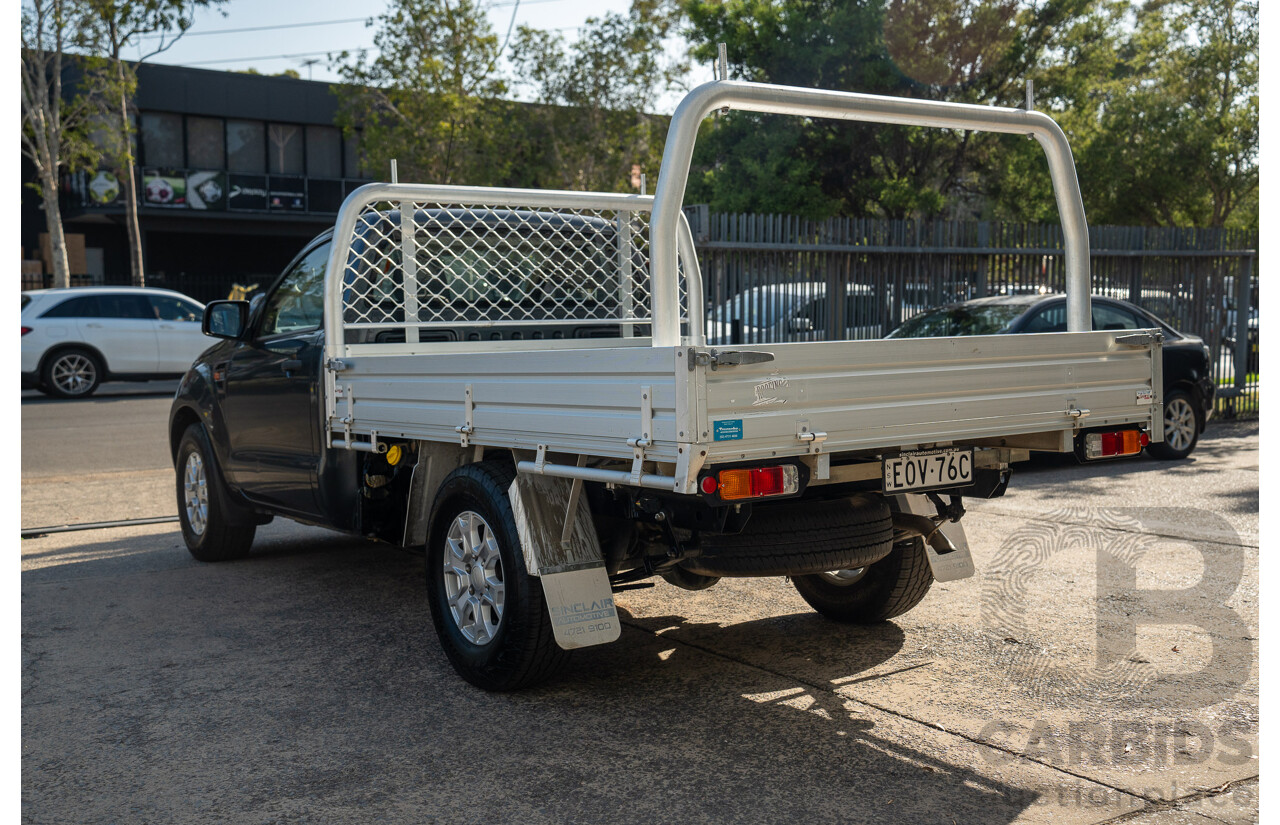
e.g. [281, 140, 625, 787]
[883, 447, 974, 493]
[713, 419, 744, 441]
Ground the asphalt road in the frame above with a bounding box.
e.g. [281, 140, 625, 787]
[21, 391, 1259, 824]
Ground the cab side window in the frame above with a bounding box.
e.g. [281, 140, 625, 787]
[97, 294, 151, 319]
[1092, 304, 1142, 331]
[261, 243, 330, 335]
[150, 295, 204, 322]
[1022, 304, 1067, 333]
[42, 295, 101, 318]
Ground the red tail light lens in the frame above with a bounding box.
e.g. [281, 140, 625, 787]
[1084, 430, 1146, 459]
[21, 326, 32, 336]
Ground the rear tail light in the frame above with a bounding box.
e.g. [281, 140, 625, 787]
[1084, 429, 1149, 459]
[707, 465, 800, 501]
[21, 326, 32, 336]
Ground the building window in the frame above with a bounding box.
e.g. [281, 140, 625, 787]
[226, 119, 265, 174]
[306, 125, 341, 178]
[343, 131, 365, 178]
[140, 112, 183, 167]
[186, 116, 224, 169]
[268, 123, 303, 175]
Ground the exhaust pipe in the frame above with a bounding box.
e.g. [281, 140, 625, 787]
[892, 512, 958, 555]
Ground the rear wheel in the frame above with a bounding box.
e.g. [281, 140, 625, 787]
[792, 538, 934, 623]
[1147, 390, 1200, 460]
[41, 348, 101, 398]
[176, 424, 256, 562]
[425, 462, 569, 691]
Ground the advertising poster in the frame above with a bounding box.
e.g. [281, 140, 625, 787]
[86, 170, 121, 206]
[269, 176, 306, 211]
[142, 169, 186, 207]
[227, 174, 268, 211]
[186, 170, 228, 211]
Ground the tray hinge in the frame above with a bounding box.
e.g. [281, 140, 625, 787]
[627, 385, 654, 485]
[456, 384, 475, 446]
[1115, 330, 1164, 348]
[796, 419, 830, 477]
[338, 384, 354, 445]
[687, 348, 776, 371]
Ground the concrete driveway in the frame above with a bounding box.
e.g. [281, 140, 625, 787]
[21, 392, 1258, 824]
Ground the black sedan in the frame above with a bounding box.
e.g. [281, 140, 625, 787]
[887, 294, 1215, 459]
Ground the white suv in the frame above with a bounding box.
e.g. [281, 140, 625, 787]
[21, 287, 209, 398]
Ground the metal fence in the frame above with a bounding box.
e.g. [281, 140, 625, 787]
[685, 208, 1259, 416]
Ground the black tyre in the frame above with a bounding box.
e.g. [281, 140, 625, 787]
[792, 537, 934, 623]
[425, 462, 569, 691]
[680, 494, 895, 578]
[41, 347, 102, 398]
[1147, 390, 1200, 460]
[176, 424, 256, 562]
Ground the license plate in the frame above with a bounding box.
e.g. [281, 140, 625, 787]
[883, 448, 974, 493]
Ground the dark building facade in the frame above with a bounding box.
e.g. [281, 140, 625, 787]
[22, 62, 372, 302]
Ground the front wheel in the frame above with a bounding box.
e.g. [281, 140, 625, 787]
[792, 538, 934, 623]
[1147, 390, 1200, 460]
[425, 462, 568, 691]
[176, 424, 255, 562]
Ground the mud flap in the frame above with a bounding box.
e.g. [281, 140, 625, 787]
[896, 493, 976, 583]
[508, 475, 621, 650]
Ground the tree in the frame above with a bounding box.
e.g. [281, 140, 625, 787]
[680, 0, 1054, 219]
[20, 0, 108, 287]
[978, 0, 1258, 228]
[509, 0, 686, 192]
[81, 0, 220, 286]
[333, 0, 507, 186]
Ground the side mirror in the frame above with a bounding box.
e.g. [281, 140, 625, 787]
[203, 300, 250, 339]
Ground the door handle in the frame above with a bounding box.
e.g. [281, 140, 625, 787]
[280, 359, 304, 375]
[84, 323, 102, 329]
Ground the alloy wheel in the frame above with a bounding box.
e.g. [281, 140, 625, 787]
[183, 452, 209, 536]
[818, 567, 867, 586]
[51, 353, 96, 396]
[442, 511, 506, 645]
[1164, 397, 1196, 452]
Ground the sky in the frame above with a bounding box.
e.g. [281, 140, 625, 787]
[131, 0, 712, 113]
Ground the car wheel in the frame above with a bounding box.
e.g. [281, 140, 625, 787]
[176, 423, 256, 562]
[1147, 390, 1200, 460]
[425, 461, 569, 691]
[791, 537, 934, 623]
[41, 348, 102, 398]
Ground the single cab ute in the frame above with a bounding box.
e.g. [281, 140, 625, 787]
[170, 80, 1162, 690]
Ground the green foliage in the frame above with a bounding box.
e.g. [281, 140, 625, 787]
[683, 0, 1256, 229]
[681, 0, 1064, 219]
[333, 0, 509, 184]
[978, 0, 1257, 228]
[508, 0, 685, 191]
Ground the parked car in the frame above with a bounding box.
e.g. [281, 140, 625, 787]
[887, 293, 1214, 459]
[1223, 306, 1259, 373]
[708, 282, 885, 344]
[22, 286, 208, 398]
